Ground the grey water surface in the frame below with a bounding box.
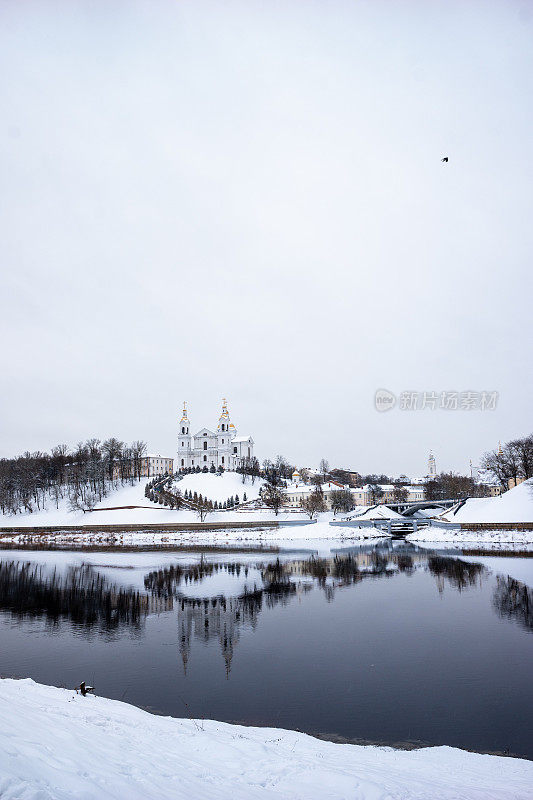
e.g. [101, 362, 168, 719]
[1, 539, 531, 759]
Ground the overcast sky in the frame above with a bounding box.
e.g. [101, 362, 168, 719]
[1, 0, 532, 476]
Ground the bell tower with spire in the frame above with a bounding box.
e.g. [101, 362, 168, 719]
[428, 451, 436, 480]
[216, 398, 236, 469]
[177, 402, 191, 469]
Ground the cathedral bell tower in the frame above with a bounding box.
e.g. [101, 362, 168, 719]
[216, 398, 236, 470]
[177, 402, 191, 469]
[217, 398, 237, 437]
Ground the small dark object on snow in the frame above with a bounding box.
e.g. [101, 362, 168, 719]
[441, 157, 449, 162]
[76, 681, 95, 696]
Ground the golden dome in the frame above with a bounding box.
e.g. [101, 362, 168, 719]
[180, 401, 189, 422]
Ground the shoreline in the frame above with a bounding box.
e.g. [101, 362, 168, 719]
[1, 677, 532, 799]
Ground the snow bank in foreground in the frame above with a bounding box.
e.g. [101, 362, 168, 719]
[444, 479, 533, 524]
[0, 679, 531, 800]
[407, 528, 533, 544]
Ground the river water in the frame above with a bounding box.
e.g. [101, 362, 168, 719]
[1, 538, 531, 758]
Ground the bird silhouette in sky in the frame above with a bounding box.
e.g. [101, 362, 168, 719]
[441, 157, 449, 162]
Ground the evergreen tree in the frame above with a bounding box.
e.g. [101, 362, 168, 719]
[243, 492, 247, 502]
[235, 494, 239, 505]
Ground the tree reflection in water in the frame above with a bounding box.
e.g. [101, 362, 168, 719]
[2, 547, 530, 678]
[493, 576, 533, 631]
[427, 556, 485, 593]
[0, 560, 156, 632]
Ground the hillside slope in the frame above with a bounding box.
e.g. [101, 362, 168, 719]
[445, 480, 533, 524]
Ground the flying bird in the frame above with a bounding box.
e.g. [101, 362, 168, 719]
[441, 157, 449, 162]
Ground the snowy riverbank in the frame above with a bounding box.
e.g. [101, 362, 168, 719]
[0, 520, 387, 547]
[407, 527, 533, 544]
[1, 679, 531, 800]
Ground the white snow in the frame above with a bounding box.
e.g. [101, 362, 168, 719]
[443, 480, 533, 524]
[175, 471, 264, 502]
[0, 475, 265, 529]
[1, 678, 531, 800]
[345, 505, 403, 521]
[0, 520, 387, 548]
[407, 528, 533, 544]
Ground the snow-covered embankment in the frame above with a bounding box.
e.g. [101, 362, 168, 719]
[0, 679, 531, 800]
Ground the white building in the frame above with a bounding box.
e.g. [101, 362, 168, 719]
[141, 454, 174, 477]
[284, 480, 347, 510]
[113, 454, 173, 479]
[177, 399, 254, 472]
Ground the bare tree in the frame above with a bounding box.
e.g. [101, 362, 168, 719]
[69, 489, 98, 514]
[367, 484, 384, 505]
[301, 486, 327, 519]
[511, 434, 533, 480]
[319, 459, 330, 481]
[195, 496, 211, 522]
[330, 489, 354, 516]
[261, 484, 286, 516]
[393, 484, 408, 502]
[131, 440, 147, 481]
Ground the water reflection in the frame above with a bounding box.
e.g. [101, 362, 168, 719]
[1, 542, 531, 758]
[0, 545, 530, 662]
[0, 560, 164, 632]
[493, 576, 533, 631]
[427, 556, 484, 593]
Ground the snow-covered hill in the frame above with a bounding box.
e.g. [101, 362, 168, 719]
[0, 473, 265, 529]
[1, 678, 531, 800]
[444, 479, 533, 524]
[174, 471, 264, 503]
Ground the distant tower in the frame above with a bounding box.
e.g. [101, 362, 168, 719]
[498, 441, 503, 456]
[177, 402, 191, 469]
[428, 451, 436, 479]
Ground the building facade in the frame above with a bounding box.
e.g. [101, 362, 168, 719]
[177, 399, 254, 472]
[140, 455, 174, 477]
[113, 454, 174, 479]
[284, 480, 347, 510]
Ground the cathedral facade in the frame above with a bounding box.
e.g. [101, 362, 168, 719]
[177, 399, 254, 471]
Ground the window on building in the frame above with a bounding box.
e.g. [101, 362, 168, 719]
[221, 439, 224, 444]
[222, 457, 224, 464]
[233, 447, 237, 454]
[204, 455, 207, 462]
[203, 441, 207, 450]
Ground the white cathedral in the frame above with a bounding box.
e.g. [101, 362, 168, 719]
[177, 399, 254, 472]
